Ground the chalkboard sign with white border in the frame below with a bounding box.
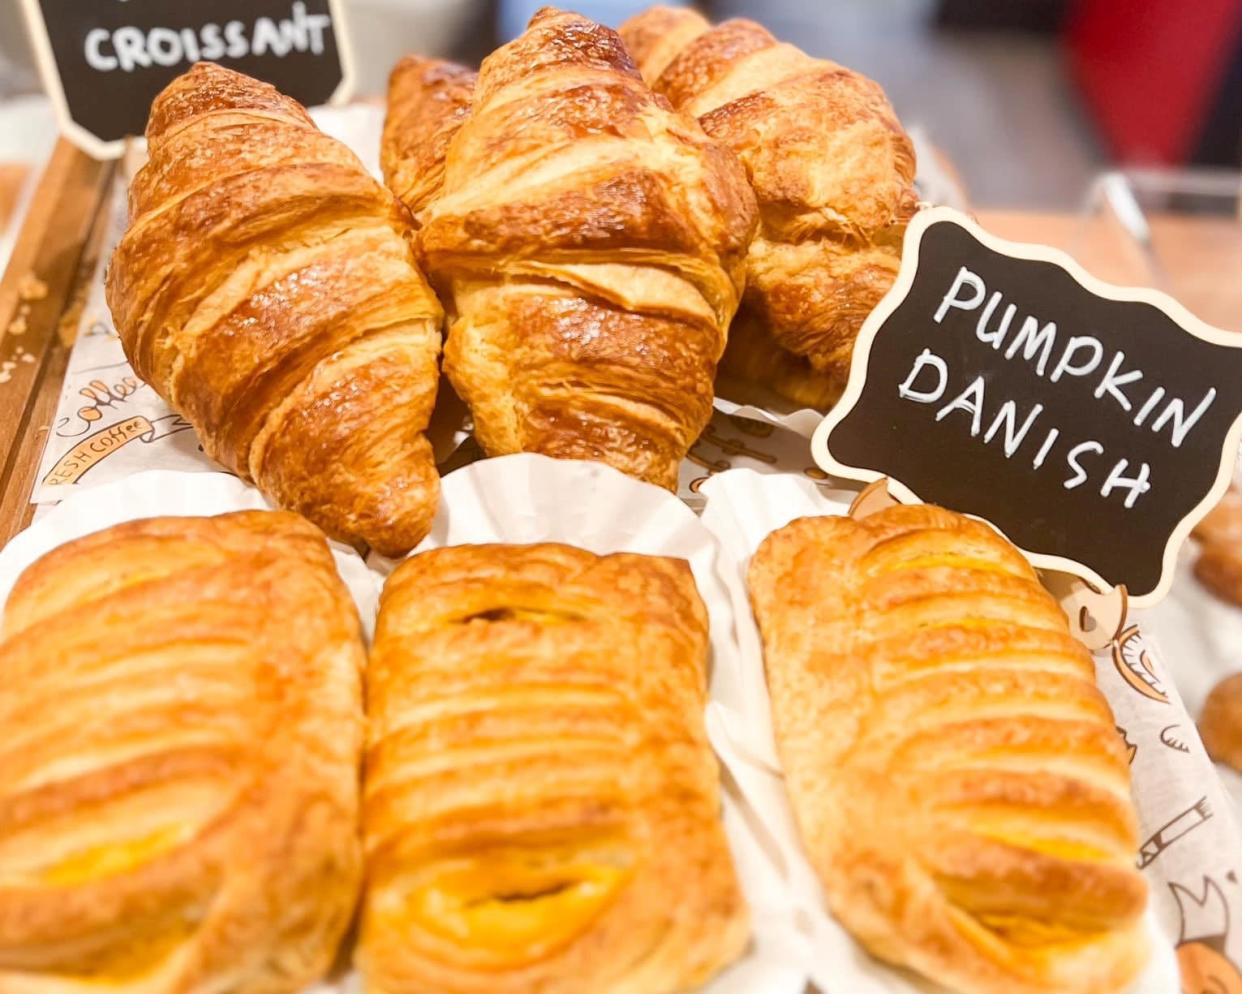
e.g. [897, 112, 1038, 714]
[20, 0, 354, 159]
[811, 206, 1242, 608]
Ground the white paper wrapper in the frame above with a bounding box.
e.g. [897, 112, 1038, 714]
[713, 396, 823, 440]
[698, 468, 1184, 994]
[373, 453, 812, 994]
[0, 470, 380, 636]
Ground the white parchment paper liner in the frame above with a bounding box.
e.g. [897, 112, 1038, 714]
[0, 470, 380, 636]
[372, 453, 812, 994]
[713, 394, 823, 440]
[698, 467, 1182, 994]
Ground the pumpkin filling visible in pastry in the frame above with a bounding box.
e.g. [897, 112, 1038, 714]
[401, 849, 633, 964]
[39, 824, 188, 886]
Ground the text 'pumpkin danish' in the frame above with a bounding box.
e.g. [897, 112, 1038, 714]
[106, 63, 443, 556]
[360, 543, 748, 994]
[415, 7, 758, 490]
[748, 505, 1147, 994]
[0, 512, 365, 994]
[622, 7, 918, 408]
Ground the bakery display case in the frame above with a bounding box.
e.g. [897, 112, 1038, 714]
[0, 3, 1240, 993]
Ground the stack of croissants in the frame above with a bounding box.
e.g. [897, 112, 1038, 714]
[105, 2, 917, 557]
[0, 7, 1154, 994]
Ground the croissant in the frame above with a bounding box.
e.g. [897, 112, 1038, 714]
[0, 512, 364, 994]
[360, 543, 748, 994]
[621, 7, 918, 408]
[1194, 485, 1242, 605]
[748, 505, 1147, 994]
[382, 55, 477, 228]
[412, 7, 758, 490]
[106, 63, 443, 556]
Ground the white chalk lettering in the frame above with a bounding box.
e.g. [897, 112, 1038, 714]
[984, 401, 1043, 458]
[113, 26, 150, 71]
[1094, 350, 1143, 412]
[224, 20, 249, 58]
[898, 349, 948, 403]
[1050, 336, 1104, 383]
[977, 294, 1017, 348]
[1064, 440, 1103, 489]
[200, 23, 225, 60]
[936, 375, 987, 437]
[84, 28, 117, 71]
[934, 267, 986, 323]
[1134, 386, 1165, 427]
[179, 26, 201, 62]
[147, 27, 182, 67]
[1151, 387, 1217, 448]
[1101, 459, 1152, 508]
[1003, 316, 1057, 376]
[82, 7, 331, 73]
[1033, 428, 1059, 469]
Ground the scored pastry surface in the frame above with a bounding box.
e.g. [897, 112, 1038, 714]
[748, 504, 1148, 994]
[0, 511, 364, 994]
[360, 543, 748, 994]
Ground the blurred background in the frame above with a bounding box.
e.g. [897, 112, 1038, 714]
[2, 0, 1240, 314]
[7, 0, 1239, 204]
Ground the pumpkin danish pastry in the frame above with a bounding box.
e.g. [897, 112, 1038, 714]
[415, 8, 758, 490]
[360, 543, 747, 994]
[106, 63, 443, 556]
[621, 7, 918, 408]
[748, 505, 1147, 994]
[0, 512, 364, 994]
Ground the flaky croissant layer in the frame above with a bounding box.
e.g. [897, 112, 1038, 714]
[622, 6, 918, 408]
[397, 7, 757, 490]
[107, 62, 443, 556]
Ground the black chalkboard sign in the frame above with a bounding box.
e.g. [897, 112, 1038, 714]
[21, 0, 353, 158]
[812, 207, 1242, 606]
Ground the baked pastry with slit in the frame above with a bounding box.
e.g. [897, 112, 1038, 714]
[360, 542, 747, 994]
[414, 8, 758, 490]
[747, 504, 1147, 994]
[0, 511, 364, 994]
[107, 63, 443, 556]
[621, 6, 917, 408]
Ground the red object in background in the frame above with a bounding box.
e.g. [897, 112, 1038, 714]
[1066, 0, 1242, 165]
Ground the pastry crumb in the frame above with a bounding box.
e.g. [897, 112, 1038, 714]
[19, 352, 34, 363]
[8, 315, 26, 336]
[17, 274, 48, 301]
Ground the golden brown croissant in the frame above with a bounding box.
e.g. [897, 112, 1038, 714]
[0, 512, 364, 994]
[382, 56, 477, 228]
[748, 505, 1147, 994]
[621, 7, 918, 408]
[106, 63, 443, 556]
[413, 7, 758, 490]
[360, 543, 748, 994]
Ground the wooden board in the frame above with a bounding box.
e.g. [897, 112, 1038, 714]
[0, 139, 114, 545]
